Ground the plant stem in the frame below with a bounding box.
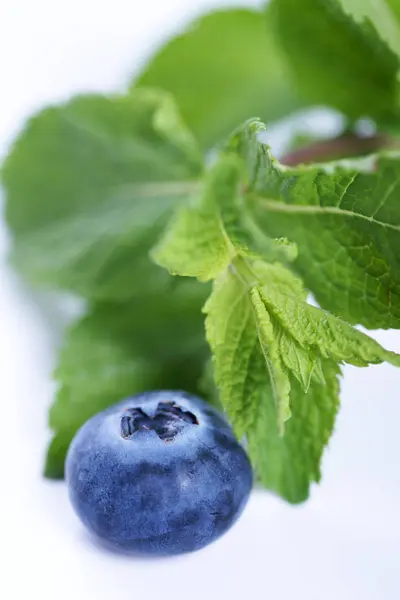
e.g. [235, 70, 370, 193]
[280, 132, 398, 166]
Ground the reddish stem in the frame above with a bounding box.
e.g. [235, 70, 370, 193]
[280, 132, 394, 166]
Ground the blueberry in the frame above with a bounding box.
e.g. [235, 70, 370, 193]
[66, 391, 253, 555]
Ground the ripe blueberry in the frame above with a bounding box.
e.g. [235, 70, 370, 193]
[66, 391, 253, 555]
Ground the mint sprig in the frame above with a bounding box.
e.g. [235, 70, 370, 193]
[153, 135, 400, 499]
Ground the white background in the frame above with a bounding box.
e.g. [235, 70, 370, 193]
[1, 1, 400, 599]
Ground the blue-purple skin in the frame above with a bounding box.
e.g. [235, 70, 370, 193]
[66, 391, 253, 556]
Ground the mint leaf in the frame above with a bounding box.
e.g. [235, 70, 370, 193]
[249, 360, 341, 504]
[250, 287, 291, 429]
[203, 268, 265, 438]
[203, 266, 342, 501]
[233, 119, 400, 329]
[270, 0, 400, 121]
[253, 261, 400, 368]
[134, 8, 302, 149]
[152, 155, 242, 280]
[45, 279, 209, 478]
[252, 263, 325, 390]
[279, 334, 325, 391]
[3, 89, 203, 301]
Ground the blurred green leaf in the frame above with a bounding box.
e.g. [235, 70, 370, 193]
[134, 8, 303, 149]
[3, 89, 203, 301]
[270, 0, 400, 122]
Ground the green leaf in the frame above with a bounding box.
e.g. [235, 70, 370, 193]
[253, 259, 400, 367]
[337, 0, 400, 57]
[44, 431, 76, 479]
[249, 360, 341, 504]
[45, 279, 210, 478]
[254, 258, 400, 368]
[233, 119, 400, 329]
[197, 359, 223, 413]
[279, 334, 326, 390]
[203, 265, 339, 501]
[250, 287, 291, 429]
[134, 8, 303, 149]
[3, 89, 203, 301]
[259, 277, 400, 367]
[270, 0, 400, 121]
[152, 156, 240, 281]
[203, 268, 267, 438]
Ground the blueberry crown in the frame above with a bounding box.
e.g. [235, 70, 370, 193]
[120, 401, 199, 442]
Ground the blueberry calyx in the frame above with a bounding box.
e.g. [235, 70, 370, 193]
[120, 401, 199, 442]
